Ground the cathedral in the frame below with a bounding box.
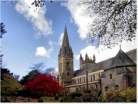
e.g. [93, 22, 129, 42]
[58, 26, 136, 94]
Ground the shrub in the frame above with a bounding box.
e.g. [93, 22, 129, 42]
[100, 87, 136, 102]
[120, 87, 136, 102]
[70, 92, 82, 99]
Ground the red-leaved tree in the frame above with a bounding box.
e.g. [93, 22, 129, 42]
[25, 74, 63, 97]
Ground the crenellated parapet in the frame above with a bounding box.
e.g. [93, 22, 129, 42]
[79, 53, 96, 69]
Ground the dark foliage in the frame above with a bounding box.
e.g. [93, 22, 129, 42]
[1, 68, 13, 80]
[70, 92, 82, 99]
[20, 69, 40, 85]
[0, 23, 7, 38]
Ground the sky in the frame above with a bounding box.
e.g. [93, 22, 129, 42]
[1, 0, 137, 80]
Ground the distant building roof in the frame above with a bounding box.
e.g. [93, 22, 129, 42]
[100, 72, 105, 78]
[106, 48, 136, 69]
[118, 67, 132, 74]
[74, 49, 136, 77]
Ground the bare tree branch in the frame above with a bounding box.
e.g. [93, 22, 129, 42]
[79, 0, 136, 49]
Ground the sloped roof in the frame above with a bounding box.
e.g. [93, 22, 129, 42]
[100, 72, 105, 78]
[118, 67, 132, 74]
[127, 49, 137, 62]
[106, 48, 136, 69]
[74, 69, 86, 77]
[73, 49, 136, 77]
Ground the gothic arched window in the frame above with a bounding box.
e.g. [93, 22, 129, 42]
[66, 61, 69, 66]
[67, 72, 70, 76]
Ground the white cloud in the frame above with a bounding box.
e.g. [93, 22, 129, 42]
[55, 67, 58, 72]
[48, 39, 56, 47]
[74, 54, 80, 61]
[15, 0, 52, 38]
[58, 33, 64, 46]
[75, 45, 96, 61]
[61, 0, 96, 39]
[121, 39, 137, 52]
[35, 46, 53, 58]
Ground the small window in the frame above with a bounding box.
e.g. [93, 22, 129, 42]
[110, 74, 112, 79]
[115, 85, 119, 90]
[98, 73, 100, 77]
[105, 86, 108, 91]
[66, 61, 69, 66]
[93, 75, 95, 81]
[91, 75, 93, 81]
[67, 72, 70, 76]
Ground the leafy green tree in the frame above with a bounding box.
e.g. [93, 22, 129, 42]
[1, 74, 23, 95]
[79, 0, 136, 48]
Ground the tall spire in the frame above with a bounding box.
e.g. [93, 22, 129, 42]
[62, 26, 70, 47]
[59, 26, 73, 58]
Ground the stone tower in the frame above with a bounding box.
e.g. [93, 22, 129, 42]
[58, 26, 74, 87]
[79, 53, 96, 69]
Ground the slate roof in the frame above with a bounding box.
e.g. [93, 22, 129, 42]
[100, 72, 105, 78]
[74, 49, 136, 77]
[106, 48, 136, 69]
[127, 49, 137, 62]
[118, 67, 132, 74]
